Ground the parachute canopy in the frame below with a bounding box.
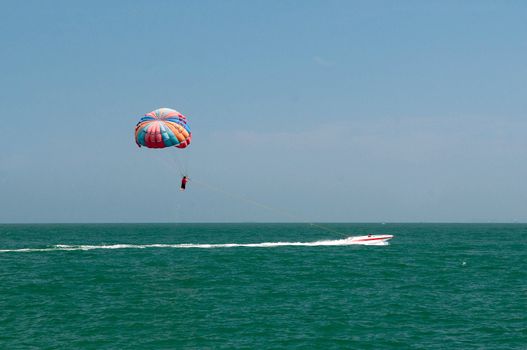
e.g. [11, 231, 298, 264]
[135, 108, 191, 149]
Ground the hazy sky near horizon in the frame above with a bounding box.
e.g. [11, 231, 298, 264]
[1, 1, 526, 223]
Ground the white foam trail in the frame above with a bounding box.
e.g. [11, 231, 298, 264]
[0, 237, 389, 253]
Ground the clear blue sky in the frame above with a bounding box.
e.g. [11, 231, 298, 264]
[1, 1, 526, 223]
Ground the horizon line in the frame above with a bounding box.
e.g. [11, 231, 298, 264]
[0, 221, 525, 225]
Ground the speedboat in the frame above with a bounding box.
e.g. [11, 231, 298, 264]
[346, 234, 394, 245]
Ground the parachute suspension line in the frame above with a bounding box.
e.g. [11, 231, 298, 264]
[149, 151, 181, 177]
[148, 149, 186, 178]
[191, 179, 348, 238]
[171, 152, 187, 177]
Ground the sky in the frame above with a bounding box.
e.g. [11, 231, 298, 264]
[1, 0, 526, 223]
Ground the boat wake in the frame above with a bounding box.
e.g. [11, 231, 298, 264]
[0, 235, 392, 253]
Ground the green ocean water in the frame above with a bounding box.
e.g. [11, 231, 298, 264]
[0, 223, 525, 349]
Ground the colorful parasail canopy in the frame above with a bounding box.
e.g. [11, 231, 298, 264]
[135, 108, 191, 149]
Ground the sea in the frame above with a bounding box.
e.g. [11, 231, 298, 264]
[0, 223, 525, 349]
